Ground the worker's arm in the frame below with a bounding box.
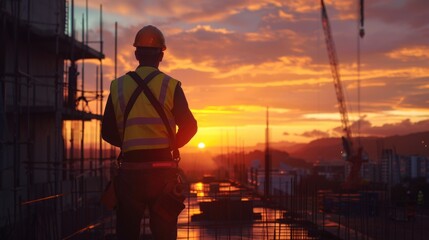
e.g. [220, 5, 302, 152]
[101, 95, 121, 147]
[172, 84, 198, 148]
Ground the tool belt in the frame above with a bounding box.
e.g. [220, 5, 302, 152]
[120, 161, 178, 170]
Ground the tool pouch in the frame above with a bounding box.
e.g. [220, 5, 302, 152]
[152, 174, 186, 223]
[100, 160, 120, 210]
[100, 180, 117, 210]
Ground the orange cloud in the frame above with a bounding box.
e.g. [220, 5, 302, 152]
[335, 118, 429, 137]
[187, 25, 233, 34]
[299, 129, 330, 138]
[387, 46, 429, 61]
[419, 84, 429, 89]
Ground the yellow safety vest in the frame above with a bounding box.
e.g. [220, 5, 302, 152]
[110, 66, 179, 152]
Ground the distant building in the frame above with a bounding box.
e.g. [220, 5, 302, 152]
[264, 170, 295, 195]
[404, 155, 428, 180]
[361, 161, 380, 183]
[313, 161, 345, 182]
[380, 149, 401, 186]
[379, 148, 429, 185]
[249, 166, 308, 196]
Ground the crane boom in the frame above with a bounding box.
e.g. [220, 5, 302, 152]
[321, 0, 353, 154]
[359, 0, 365, 38]
[321, 0, 364, 189]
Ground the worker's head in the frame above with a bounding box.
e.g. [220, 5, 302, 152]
[134, 25, 166, 67]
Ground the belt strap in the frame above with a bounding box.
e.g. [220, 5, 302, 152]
[120, 161, 178, 170]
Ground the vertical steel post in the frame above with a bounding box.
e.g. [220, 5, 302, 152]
[264, 107, 271, 200]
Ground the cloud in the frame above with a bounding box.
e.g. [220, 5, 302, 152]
[298, 129, 330, 138]
[399, 93, 429, 109]
[166, 25, 308, 76]
[387, 46, 429, 61]
[187, 25, 233, 34]
[369, 0, 429, 29]
[79, 0, 280, 24]
[334, 118, 429, 137]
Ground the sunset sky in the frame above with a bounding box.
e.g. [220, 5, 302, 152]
[73, 0, 429, 152]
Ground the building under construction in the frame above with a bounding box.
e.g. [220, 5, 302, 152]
[0, 0, 114, 238]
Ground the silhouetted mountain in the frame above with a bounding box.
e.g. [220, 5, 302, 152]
[253, 141, 307, 153]
[213, 149, 312, 170]
[286, 131, 429, 163]
[380, 131, 429, 156]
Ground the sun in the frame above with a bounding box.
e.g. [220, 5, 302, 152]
[198, 142, 206, 149]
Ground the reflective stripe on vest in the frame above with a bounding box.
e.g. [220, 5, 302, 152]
[110, 67, 179, 152]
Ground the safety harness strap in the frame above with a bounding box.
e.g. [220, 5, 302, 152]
[128, 71, 181, 162]
[117, 70, 161, 164]
[122, 70, 161, 136]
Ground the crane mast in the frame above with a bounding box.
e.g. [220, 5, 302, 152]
[321, 0, 364, 189]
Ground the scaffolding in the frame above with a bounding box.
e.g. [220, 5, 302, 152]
[0, 0, 116, 239]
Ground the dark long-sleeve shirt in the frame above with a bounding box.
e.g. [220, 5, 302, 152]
[102, 83, 197, 161]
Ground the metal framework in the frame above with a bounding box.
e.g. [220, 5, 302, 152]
[320, 0, 364, 189]
[0, 0, 116, 239]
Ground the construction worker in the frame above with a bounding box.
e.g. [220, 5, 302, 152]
[102, 25, 197, 239]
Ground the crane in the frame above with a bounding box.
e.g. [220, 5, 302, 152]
[320, 0, 365, 190]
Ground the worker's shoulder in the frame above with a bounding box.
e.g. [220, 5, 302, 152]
[160, 72, 181, 86]
[111, 72, 131, 82]
[111, 71, 181, 87]
[160, 72, 177, 80]
[109, 73, 130, 87]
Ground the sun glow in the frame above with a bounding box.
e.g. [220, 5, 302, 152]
[198, 142, 206, 149]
